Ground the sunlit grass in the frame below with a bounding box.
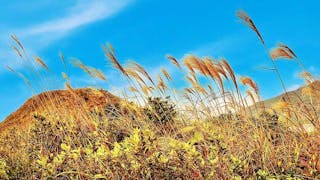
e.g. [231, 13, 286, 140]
[0, 10, 319, 179]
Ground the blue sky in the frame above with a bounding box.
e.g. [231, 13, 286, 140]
[0, 0, 319, 120]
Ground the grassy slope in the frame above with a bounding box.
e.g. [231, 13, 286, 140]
[260, 80, 320, 108]
[0, 88, 120, 132]
[2, 81, 319, 133]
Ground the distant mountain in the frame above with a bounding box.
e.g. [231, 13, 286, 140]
[0, 88, 120, 132]
[261, 80, 320, 108]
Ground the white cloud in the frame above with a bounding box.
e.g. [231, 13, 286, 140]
[189, 35, 246, 57]
[23, 0, 131, 36]
[0, 0, 133, 72]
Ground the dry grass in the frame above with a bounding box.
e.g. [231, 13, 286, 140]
[0, 10, 319, 179]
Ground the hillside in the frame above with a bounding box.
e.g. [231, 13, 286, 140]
[0, 88, 120, 132]
[261, 80, 320, 108]
[2, 81, 318, 133]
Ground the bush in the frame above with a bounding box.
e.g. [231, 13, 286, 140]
[143, 96, 177, 124]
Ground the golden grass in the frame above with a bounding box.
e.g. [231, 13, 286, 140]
[270, 46, 295, 60]
[0, 10, 319, 179]
[35, 56, 49, 70]
[236, 10, 265, 45]
[166, 55, 182, 70]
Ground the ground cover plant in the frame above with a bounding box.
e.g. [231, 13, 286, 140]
[0, 10, 319, 179]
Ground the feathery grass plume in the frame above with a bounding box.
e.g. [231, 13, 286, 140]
[195, 85, 207, 95]
[6, 65, 16, 74]
[236, 10, 294, 108]
[215, 61, 228, 80]
[140, 85, 149, 96]
[11, 45, 23, 59]
[161, 68, 172, 81]
[6, 65, 32, 88]
[185, 87, 195, 95]
[240, 76, 259, 95]
[299, 71, 314, 84]
[128, 86, 139, 93]
[127, 62, 155, 86]
[157, 74, 167, 91]
[107, 43, 115, 54]
[221, 58, 238, 89]
[183, 55, 210, 76]
[269, 46, 295, 60]
[278, 42, 297, 58]
[137, 82, 149, 96]
[203, 58, 219, 79]
[183, 60, 195, 74]
[71, 59, 91, 75]
[198, 59, 211, 76]
[90, 68, 107, 81]
[203, 58, 224, 91]
[142, 86, 154, 96]
[186, 75, 198, 88]
[35, 56, 49, 70]
[102, 43, 127, 76]
[71, 59, 105, 80]
[189, 70, 198, 83]
[278, 43, 308, 72]
[10, 35, 24, 51]
[246, 89, 257, 106]
[65, 82, 74, 94]
[61, 72, 69, 81]
[136, 81, 153, 96]
[182, 55, 198, 73]
[71, 59, 106, 80]
[166, 55, 182, 70]
[59, 52, 67, 71]
[186, 75, 207, 95]
[10, 34, 27, 57]
[125, 68, 147, 86]
[236, 10, 265, 45]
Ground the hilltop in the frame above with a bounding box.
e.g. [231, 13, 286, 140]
[0, 88, 120, 132]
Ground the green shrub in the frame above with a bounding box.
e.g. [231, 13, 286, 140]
[144, 96, 177, 124]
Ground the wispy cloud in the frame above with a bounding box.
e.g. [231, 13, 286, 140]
[0, 0, 133, 71]
[22, 0, 131, 37]
[189, 35, 247, 57]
